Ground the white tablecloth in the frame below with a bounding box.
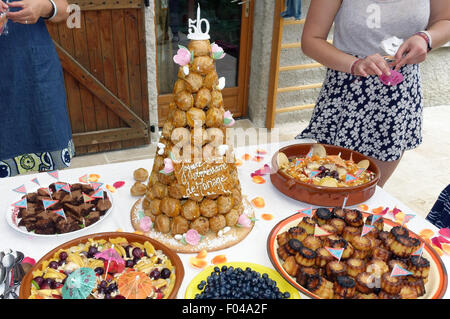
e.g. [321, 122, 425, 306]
[0, 140, 448, 298]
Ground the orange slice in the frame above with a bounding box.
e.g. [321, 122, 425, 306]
[432, 245, 444, 256]
[419, 229, 435, 240]
[211, 255, 227, 265]
[371, 207, 384, 214]
[106, 184, 117, 193]
[251, 197, 265, 208]
[235, 159, 243, 167]
[242, 154, 251, 161]
[88, 174, 100, 182]
[442, 243, 450, 255]
[196, 250, 208, 259]
[252, 176, 266, 184]
[358, 204, 369, 211]
[261, 213, 274, 221]
[189, 257, 208, 269]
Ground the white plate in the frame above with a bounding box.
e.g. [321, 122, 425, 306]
[5, 185, 113, 238]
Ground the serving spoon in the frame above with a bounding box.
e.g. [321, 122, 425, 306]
[1, 253, 15, 299]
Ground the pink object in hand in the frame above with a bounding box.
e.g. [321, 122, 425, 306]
[379, 70, 404, 86]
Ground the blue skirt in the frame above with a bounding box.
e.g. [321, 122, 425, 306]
[0, 14, 73, 177]
[296, 64, 423, 161]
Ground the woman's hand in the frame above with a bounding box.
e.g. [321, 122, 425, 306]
[0, 1, 8, 12]
[352, 54, 392, 77]
[6, 0, 53, 24]
[393, 35, 429, 71]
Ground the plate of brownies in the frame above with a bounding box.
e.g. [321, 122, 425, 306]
[6, 182, 113, 237]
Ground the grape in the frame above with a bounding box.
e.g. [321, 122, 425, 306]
[150, 269, 161, 280]
[33, 276, 44, 287]
[94, 267, 104, 276]
[59, 252, 68, 261]
[87, 246, 98, 257]
[132, 247, 142, 259]
[125, 260, 135, 268]
[49, 261, 59, 269]
[160, 268, 171, 279]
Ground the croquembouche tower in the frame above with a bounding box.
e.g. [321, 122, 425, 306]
[130, 5, 254, 253]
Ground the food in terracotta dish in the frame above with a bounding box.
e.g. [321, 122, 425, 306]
[28, 237, 177, 299]
[276, 208, 429, 299]
[278, 144, 376, 187]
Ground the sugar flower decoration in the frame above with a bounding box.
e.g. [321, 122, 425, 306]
[139, 216, 153, 232]
[224, 110, 235, 127]
[173, 45, 191, 67]
[217, 77, 226, 90]
[237, 214, 252, 228]
[211, 43, 226, 60]
[185, 229, 201, 245]
[160, 158, 174, 175]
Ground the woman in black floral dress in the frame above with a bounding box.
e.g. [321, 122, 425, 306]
[297, 0, 450, 186]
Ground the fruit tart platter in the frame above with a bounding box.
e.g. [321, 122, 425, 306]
[19, 232, 184, 299]
[267, 207, 448, 299]
[6, 181, 113, 237]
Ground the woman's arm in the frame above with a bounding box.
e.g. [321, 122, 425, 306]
[394, 0, 450, 70]
[7, 0, 69, 24]
[302, 0, 391, 77]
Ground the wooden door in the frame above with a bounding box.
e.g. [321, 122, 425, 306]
[155, 0, 254, 125]
[47, 0, 150, 155]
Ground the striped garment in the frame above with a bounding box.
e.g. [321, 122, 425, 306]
[426, 184, 450, 229]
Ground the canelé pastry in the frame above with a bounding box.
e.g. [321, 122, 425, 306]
[285, 239, 303, 255]
[366, 259, 389, 278]
[326, 261, 347, 282]
[408, 255, 430, 283]
[296, 267, 320, 287]
[399, 286, 418, 299]
[406, 277, 426, 297]
[327, 218, 346, 235]
[365, 214, 384, 232]
[387, 259, 408, 271]
[277, 245, 291, 261]
[302, 235, 322, 251]
[276, 232, 289, 247]
[380, 273, 403, 295]
[386, 234, 416, 258]
[320, 224, 338, 236]
[346, 258, 366, 278]
[306, 276, 334, 299]
[342, 226, 360, 242]
[372, 247, 392, 262]
[344, 209, 364, 228]
[297, 217, 316, 235]
[315, 247, 334, 268]
[335, 275, 356, 298]
[332, 207, 346, 220]
[355, 272, 376, 294]
[295, 247, 317, 267]
[355, 293, 379, 299]
[282, 256, 299, 277]
[315, 207, 333, 225]
[288, 226, 307, 242]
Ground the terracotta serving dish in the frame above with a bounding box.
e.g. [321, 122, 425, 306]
[19, 232, 185, 299]
[270, 143, 380, 207]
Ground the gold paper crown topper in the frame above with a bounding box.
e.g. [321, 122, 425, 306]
[188, 4, 210, 41]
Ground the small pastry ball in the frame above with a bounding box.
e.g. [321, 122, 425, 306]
[200, 198, 218, 217]
[217, 195, 234, 214]
[225, 208, 240, 227]
[173, 79, 186, 94]
[190, 216, 210, 235]
[181, 200, 201, 220]
[160, 197, 181, 217]
[171, 127, 191, 147]
[184, 72, 203, 93]
[133, 168, 149, 182]
[168, 183, 186, 199]
[192, 56, 215, 75]
[188, 40, 211, 56]
[153, 155, 165, 172]
[171, 216, 189, 235]
[142, 197, 152, 210]
[210, 90, 224, 108]
[175, 90, 194, 111]
[205, 107, 224, 128]
[157, 171, 176, 185]
[130, 182, 147, 196]
[204, 70, 219, 90]
[186, 107, 206, 128]
[162, 121, 174, 140]
[148, 198, 161, 216]
[231, 188, 242, 205]
[172, 109, 187, 127]
[148, 171, 159, 186]
[195, 88, 212, 109]
[209, 215, 226, 232]
[151, 182, 168, 199]
[155, 214, 171, 234]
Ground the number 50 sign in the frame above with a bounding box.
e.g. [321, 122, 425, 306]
[188, 4, 210, 40]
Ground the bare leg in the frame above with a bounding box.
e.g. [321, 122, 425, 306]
[369, 153, 404, 188]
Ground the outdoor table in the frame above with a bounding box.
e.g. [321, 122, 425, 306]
[1, 140, 448, 299]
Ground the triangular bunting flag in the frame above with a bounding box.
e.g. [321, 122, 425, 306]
[79, 174, 88, 183]
[390, 264, 413, 277]
[90, 182, 104, 191]
[61, 184, 72, 193]
[309, 170, 322, 179]
[298, 207, 314, 218]
[361, 224, 375, 237]
[345, 174, 357, 183]
[40, 187, 52, 197]
[11, 198, 27, 208]
[315, 224, 332, 237]
[92, 188, 104, 199]
[82, 193, 95, 203]
[325, 246, 344, 262]
[31, 177, 40, 186]
[402, 214, 416, 225]
[411, 243, 425, 257]
[48, 171, 59, 180]
[295, 158, 304, 167]
[306, 148, 313, 159]
[53, 208, 67, 220]
[355, 168, 366, 177]
[12, 185, 27, 194]
[370, 214, 382, 225]
[42, 199, 59, 210]
[54, 183, 66, 192]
